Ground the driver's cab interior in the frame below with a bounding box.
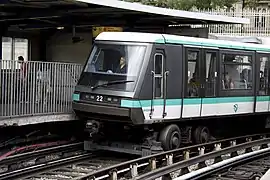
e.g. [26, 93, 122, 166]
[92, 47, 127, 74]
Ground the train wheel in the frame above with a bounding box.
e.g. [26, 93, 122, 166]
[193, 126, 210, 144]
[159, 124, 181, 151]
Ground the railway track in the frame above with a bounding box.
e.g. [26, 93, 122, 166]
[203, 155, 270, 180]
[131, 134, 270, 180]
[0, 125, 82, 154]
[0, 141, 136, 180]
[5, 133, 270, 180]
[0, 142, 85, 179]
[18, 153, 134, 180]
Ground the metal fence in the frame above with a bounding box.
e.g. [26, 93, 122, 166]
[0, 60, 83, 118]
[192, 8, 270, 37]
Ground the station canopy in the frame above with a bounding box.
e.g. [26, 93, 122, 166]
[0, 0, 249, 31]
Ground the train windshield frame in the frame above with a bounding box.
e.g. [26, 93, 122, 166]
[78, 41, 148, 92]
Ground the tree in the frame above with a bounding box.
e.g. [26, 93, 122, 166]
[243, 0, 261, 8]
[123, 0, 263, 10]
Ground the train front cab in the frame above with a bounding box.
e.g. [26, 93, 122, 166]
[72, 40, 156, 125]
[72, 36, 187, 152]
[73, 33, 270, 154]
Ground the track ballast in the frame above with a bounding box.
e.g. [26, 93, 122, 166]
[4, 133, 270, 180]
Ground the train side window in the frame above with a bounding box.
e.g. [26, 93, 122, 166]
[205, 52, 217, 97]
[187, 50, 199, 97]
[221, 53, 252, 90]
[259, 56, 269, 95]
[154, 53, 164, 98]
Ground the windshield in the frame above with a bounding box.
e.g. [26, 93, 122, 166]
[78, 43, 147, 92]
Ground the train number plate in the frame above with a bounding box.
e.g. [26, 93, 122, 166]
[96, 95, 104, 102]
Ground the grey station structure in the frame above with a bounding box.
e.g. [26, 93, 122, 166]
[0, 0, 249, 126]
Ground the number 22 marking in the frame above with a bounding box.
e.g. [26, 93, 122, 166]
[96, 95, 103, 102]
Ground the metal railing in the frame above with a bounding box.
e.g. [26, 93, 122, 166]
[0, 60, 83, 118]
[191, 8, 270, 37]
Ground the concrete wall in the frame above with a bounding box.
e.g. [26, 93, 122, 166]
[46, 32, 92, 64]
[2, 31, 92, 65]
[30, 36, 41, 61]
[45, 28, 208, 64]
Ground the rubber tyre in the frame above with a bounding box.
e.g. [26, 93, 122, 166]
[159, 124, 181, 151]
[193, 126, 210, 144]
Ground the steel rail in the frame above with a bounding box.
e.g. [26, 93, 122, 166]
[177, 146, 270, 180]
[75, 133, 270, 180]
[136, 138, 270, 180]
[0, 141, 83, 165]
[0, 152, 94, 180]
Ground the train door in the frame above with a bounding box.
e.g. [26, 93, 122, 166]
[200, 49, 218, 116]
[182, 47, 202, 118]
[255, 53, 270, 113]
[149, 49, 168, 119]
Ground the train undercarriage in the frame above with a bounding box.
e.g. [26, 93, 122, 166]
[83, 114, 270, 156]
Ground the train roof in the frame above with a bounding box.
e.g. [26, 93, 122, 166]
[96, 32, 270, 52]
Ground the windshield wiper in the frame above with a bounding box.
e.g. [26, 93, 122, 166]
[91, 80, 134, 90]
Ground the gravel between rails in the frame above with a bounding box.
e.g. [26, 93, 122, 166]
[13, 151, 137, 180]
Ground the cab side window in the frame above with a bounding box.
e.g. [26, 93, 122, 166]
[154, 53, 164, 98]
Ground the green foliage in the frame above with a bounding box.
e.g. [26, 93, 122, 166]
[123, 0, 263, 10]
[243, 0, 261, 8]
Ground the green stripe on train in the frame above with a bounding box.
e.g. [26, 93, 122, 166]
[72, 93, 80, 101]
[154, 38, 270, 52]
[120, 96, 270, 108]
[256, 96, 270, 101]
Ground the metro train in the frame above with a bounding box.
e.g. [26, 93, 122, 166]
[72, 32, 270, 155]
